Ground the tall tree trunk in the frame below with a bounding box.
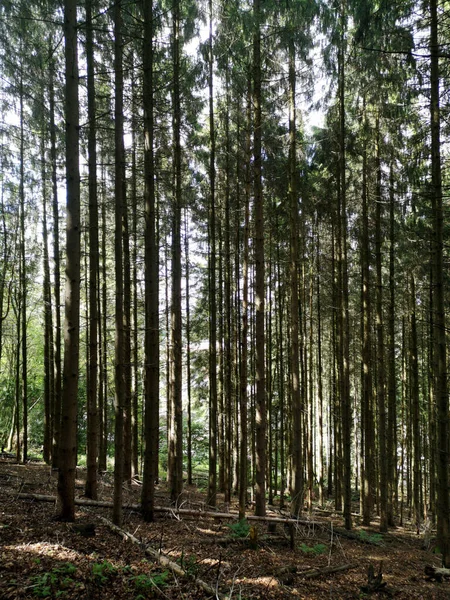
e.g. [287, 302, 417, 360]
[185, 212, 192, 486]
[113, 0, 125, 526]
[98, 180, 108, 473]
[430, 0, 450, 568]
[223, 62, 232, 505]
[42, 129, 54, 466]
[85, 0, 99, 500]
[123, 203, 132, 484]
[49, 42, 62, 470]
[361, 116, 373, 526]
[19, 69, 27, 464]
[338, 0, 352, 529]
[57, 0, 80, 522]
[141, 0, 160, 522]
[238, 80, 251, 521]
[387, 161, 397, 525]
[130, 55, 139, 478]
[168, 0, 183, 504]
[410, 272, 422, 532]
[288, 38, 302, 517]
[207, 0, 218, 507]
[375, 118, 387, 532]
[253, 0, 266, 518]
[316, 218, 325, 506]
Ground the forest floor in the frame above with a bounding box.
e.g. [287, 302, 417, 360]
[0, 457, 449, 600]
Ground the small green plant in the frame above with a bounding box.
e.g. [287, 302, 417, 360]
[31, 563, 77, 598]
[31, 572, 56, 598]
[92, 560, 117, 585]
[299, 542, 327, 555]
[227, 518, 250, 539]
[359, 530, 383, 545]
[178, 552, 199, 577]
[131, 570, 169, 595]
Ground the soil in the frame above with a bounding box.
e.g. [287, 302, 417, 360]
[0, 456, 448, 599]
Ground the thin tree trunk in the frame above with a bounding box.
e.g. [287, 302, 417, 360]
[168, 0, 183, 504]
[42, 129, 54, 466]
[49, 43, 62, 470]
[113, 0, 125, 526]
[19, 69, 27, 464]
[361, 115, 373, 526]
[253, 0, 266, 518]
[207, 0, 217, 507]
[85, 0, 99, 500]
[410, 272, 422, 532]
[338, 0, 351, 530]
[98, 180, 108, 473]
[238, 81, 251, 521]
[387, 161, 397, 525]
[288, 38, 302, 517]
[375, 118, 387, 532]
[185, 212, 192, 486]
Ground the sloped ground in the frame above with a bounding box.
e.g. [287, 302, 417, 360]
[0, 457, 448, 599]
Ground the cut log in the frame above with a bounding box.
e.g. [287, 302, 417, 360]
[425, 565, 450, 582]
[300, 563, 357, 579]
[97, 515, 229, 600]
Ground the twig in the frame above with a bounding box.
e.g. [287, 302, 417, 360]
[98, 515, 229, 599]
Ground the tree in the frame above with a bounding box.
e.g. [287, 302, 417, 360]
[84, 0, 99, 501]
[141, 0, 160, 523]
[429, 0, 450, 568]
[168, 0, 184, 505]
[57, 0, 81, 522]
[113, 0, 125, 527]
[253, 0, 266, 518]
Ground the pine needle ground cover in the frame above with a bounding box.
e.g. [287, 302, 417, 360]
[0, 457, 448, 599]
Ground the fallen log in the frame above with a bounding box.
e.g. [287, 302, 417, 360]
[17, 492, 322, 527]
[300, 563, 358, 579]
[98, 515, 228, 600]
[424, 565, 450, 582]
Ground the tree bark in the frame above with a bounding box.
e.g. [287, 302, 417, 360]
[85, 0, 99, 501]
[430, 0, 450, 568]
[207, 0, 218, 508]
[57, 0, 80, 522]
[288, 37, 302, 517]
[168, 0, 183, 504]
[253, 0, 266, 519]
[113, 0, 125, 526]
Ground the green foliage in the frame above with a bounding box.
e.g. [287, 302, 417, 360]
[299, 542, 327, 555]
[177, 552, 199, 577]
[92, 560, 117, 585]
[131, 570, 169, 595]
[227, 519, 250, 539]
[31, 563, 77, 598]
[359, 530, 383, 545]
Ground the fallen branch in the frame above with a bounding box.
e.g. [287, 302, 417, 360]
[17, 492, 322, 527]
[425, 565, 450, 582]
[97, 515, 228, 600]
[300, 563, 358, 579]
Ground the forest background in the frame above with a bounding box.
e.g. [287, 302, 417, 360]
[1, 0, 450, 572]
